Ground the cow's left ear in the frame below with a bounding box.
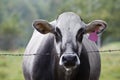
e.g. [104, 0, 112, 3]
[85, 20, 107, 34]
[33, 19, 55, 34]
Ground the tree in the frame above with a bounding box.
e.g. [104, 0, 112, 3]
[0, 15, 22, 50]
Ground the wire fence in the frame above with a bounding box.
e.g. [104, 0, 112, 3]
[0, 49, 120, 56]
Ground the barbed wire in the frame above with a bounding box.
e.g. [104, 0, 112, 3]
[88, 49, 120, 53]
[0, 49, 120, 56]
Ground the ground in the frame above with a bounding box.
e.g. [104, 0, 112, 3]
[0, 42, 120, 80]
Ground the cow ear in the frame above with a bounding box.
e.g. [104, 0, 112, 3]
[33, 19, 54, 34]
[85, 20, 107, 34]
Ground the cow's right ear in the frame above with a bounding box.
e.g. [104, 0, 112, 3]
[32, 19, 54, 34]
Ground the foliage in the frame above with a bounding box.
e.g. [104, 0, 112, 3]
[0, 14, 22, 50]
[0, 0, 119, 50]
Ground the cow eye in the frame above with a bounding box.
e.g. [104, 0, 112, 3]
[76, 28, 85, 42]
[54, 27, 62, 42]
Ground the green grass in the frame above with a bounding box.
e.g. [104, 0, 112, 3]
[0, 49, 24, 80]
[100, 42, 120, 80]
[0, 42, 120, 80]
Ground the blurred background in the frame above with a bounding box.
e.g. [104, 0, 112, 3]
[0, 0, 120, 80]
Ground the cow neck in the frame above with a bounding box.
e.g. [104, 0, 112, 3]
[65, 69, 72, 80]
[65, 75, 70, 80]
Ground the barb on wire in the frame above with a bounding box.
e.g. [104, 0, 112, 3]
[0, 49, 120, 56]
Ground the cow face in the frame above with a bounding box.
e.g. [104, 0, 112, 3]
[33, 12, 107, 72]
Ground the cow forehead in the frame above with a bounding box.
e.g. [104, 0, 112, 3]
[56, 12, 85, 35]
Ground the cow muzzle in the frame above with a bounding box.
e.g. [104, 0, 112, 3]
[59, 53, 80, 69]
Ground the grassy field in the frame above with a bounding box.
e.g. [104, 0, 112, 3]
[0, 49, 24, 80]
[100, 42, 120, 80]
[0, 42, 120, 80]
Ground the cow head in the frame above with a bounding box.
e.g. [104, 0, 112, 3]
[33, 12, 107, 74]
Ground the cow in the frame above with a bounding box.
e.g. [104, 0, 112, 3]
[22, 12, 107, 80]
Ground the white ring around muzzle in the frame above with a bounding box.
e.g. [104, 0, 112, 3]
[59, 53, 80, 66]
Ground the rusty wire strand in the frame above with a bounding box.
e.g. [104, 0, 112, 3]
[0, 49, 120, 56]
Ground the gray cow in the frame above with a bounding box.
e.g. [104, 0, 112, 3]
[22, 12, 107, 80]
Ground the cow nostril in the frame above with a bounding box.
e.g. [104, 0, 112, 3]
[62, 56, 67, 62]
[72, 55, 77, 62]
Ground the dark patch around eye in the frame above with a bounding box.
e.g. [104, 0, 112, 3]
[56, 27, 62, 37]
[76, 28, 85, 42]
[54, 27, 62, 42]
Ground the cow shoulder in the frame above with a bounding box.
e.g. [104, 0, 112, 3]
[82, 35, 101, 79]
